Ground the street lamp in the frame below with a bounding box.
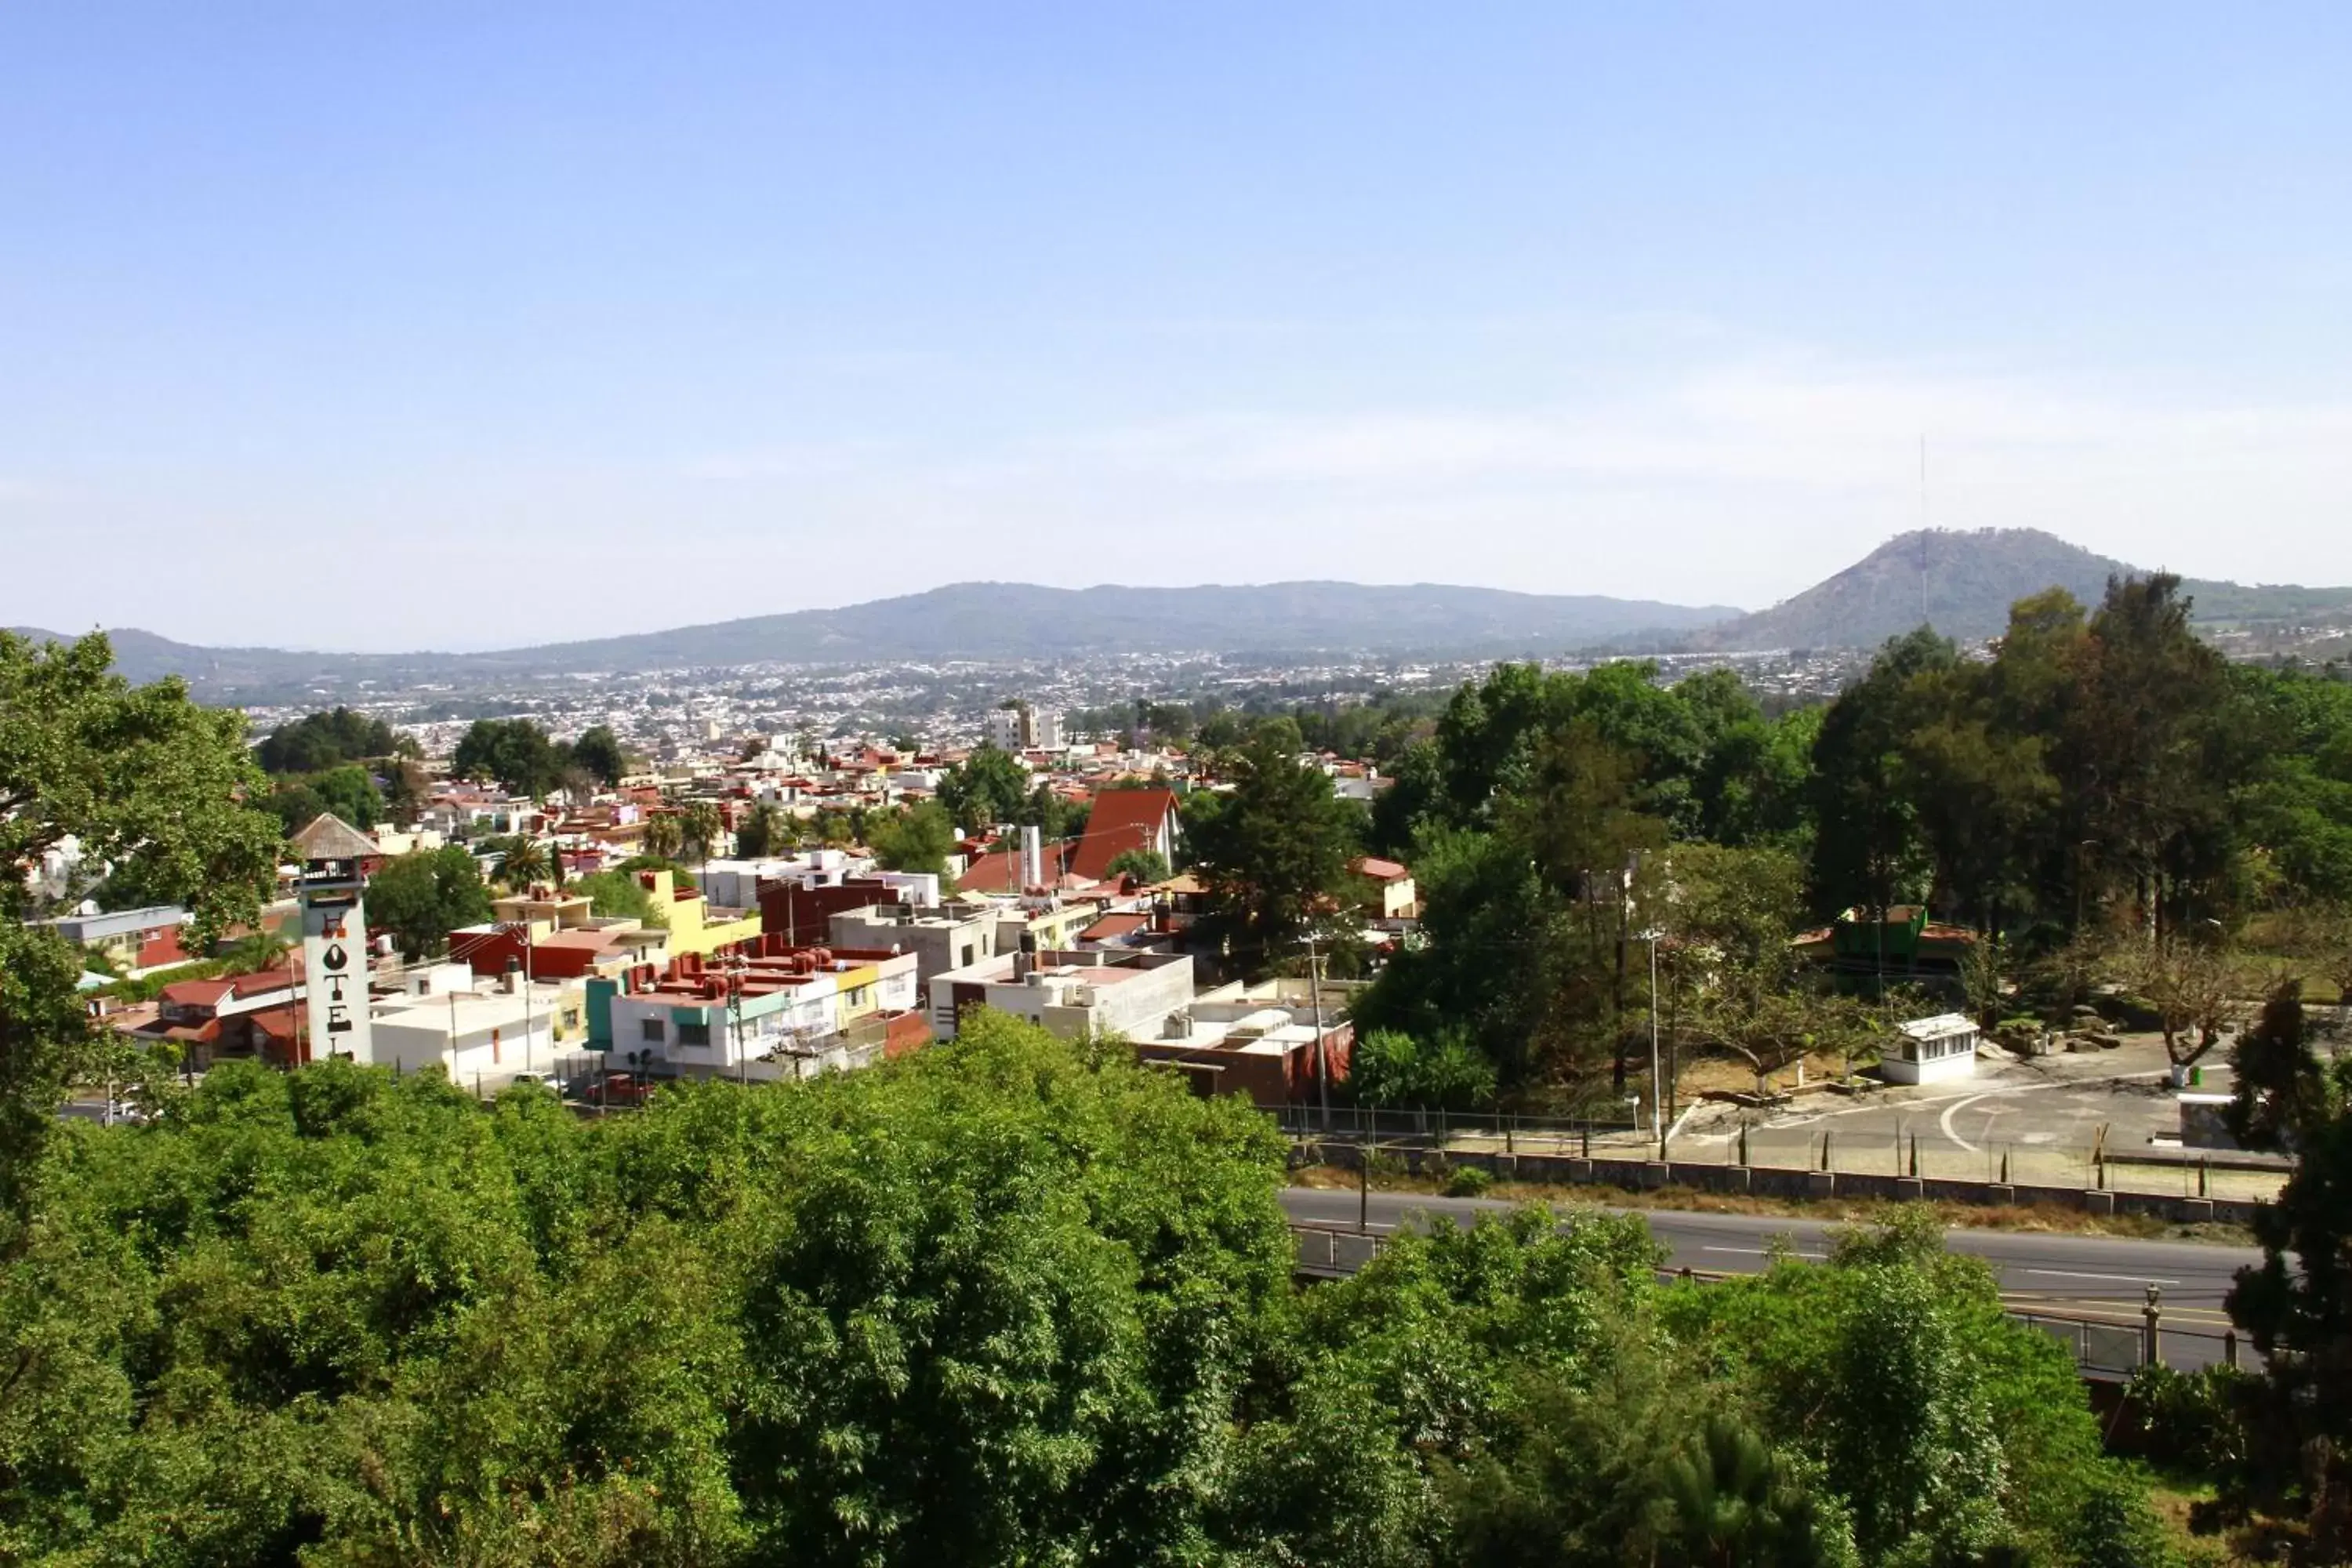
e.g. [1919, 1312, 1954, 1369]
[1641, 926, 1664, 1148]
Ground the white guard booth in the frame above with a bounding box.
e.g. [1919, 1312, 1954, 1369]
[1882, 1012, 1981, 1085]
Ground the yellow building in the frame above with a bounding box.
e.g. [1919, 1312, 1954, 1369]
[829, 960, 882, 1029]
[637, 868, 763, 959]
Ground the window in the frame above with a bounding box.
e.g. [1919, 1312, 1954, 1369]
[641, 1018, 665, 1043]
[960, 946, 975, 967]
[677, 1021, 711, 1047]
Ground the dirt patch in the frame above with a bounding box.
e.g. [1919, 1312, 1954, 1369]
[1675, 1048, 1855, 1101]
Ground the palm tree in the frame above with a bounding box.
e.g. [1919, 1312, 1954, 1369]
[681, 800, 724, 879]
[643, 813, 684, 862]
[736, 801, 783, 858]
[499, 837, 551, 891]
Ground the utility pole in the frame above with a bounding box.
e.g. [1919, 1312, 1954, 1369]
[523, 918, 535, 1078]
[1649, 927, 1663, 1150]
[1306, 935, 1329, 1132]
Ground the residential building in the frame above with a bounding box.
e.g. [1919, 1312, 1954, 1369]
[985, 702, 1065, 752]
[1131, 996, 1355, 1109]
[1351, 856, 1418, 920]
[34, 905, 193, 976]
[369, 965, 565, 1090]
[591, 940, 924, 1081]
[136, 963, 307, 1067]
[636, 868, 762, 958]
[758, 869, 936, 943]
[1067, 787, 1181, 883]
[829, 902, 1000, 988]
[929, 947, 1193, 1042]
[992, 897, 1102, 956]
[445, 917, 667, 983]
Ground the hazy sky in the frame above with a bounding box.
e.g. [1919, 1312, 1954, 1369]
[6, 4, 2351, 650]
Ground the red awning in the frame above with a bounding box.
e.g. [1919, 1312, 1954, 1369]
[162, 1019, 221, 1044]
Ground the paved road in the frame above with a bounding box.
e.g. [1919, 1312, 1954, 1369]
[1279, 1187, 2256, 1366]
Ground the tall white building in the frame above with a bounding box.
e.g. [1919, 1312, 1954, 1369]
[986, 702, 1065, 750]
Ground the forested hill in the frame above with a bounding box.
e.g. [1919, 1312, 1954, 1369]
[16, 535, 2352, 699]
[10, 582, 1738, 696]
[1683, 527, 2352, 652]
[470, 580, 1740, 668]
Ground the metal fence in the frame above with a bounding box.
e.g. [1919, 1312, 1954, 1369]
[1292, 1221, 2250, 1377]
[1281, 1106, 2288, 1203]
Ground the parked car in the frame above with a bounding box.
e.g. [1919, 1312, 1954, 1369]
[596, 1072, 648, 1108]
[506, 1070, 560, 1094]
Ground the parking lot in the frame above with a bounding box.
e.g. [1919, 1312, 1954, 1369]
[1666, 1033, 2282, 1199]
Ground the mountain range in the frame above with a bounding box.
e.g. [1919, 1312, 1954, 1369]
[14, 529, 2352, 699]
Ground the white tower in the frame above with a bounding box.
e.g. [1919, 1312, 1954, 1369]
[291, 815, 379, 1065]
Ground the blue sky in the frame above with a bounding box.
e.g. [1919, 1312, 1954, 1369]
[5, 3, 2350, 649]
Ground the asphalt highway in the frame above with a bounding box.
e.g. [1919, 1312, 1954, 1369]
[1279, 1187, 2257, 1367]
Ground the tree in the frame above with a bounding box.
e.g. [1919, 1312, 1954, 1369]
[570, 724, 630, 789]
[938, 743, 1029, 834]
[2207, 980, 2352, 1556]
[617, 853, 695, 891]
[1807, 628, 1957, 923]
[308, 763, 385, 830]
[0, 630, 283, 1216]
[642, 812, 685, 862]
[734, 801, 785, 858]
[1105, 847, 1171, 885]
[452, 718, 567, 797]
[368, 846, 495, 960]
[1348, 1028, 1496, 1111]
[2061, 575, 2242, 935]
[867, 801, 956, 878]
[1657, 1417, 1854, 1568]
[495, 837, 552, 891]
[254, 706, 400, 774]
[2125, 936, 2242, 1078]
[1186, 720, 1361, 973]
[573, 869, 659, 925]
[679, 800, 724, 875]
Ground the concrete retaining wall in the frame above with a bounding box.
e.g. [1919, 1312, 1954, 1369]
[1292, 1140, 2262, 1227]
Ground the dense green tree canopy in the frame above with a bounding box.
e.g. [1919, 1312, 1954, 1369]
[254, 706, 401, 775]
[568, 723, 630, 788]
[1, 630, 285, 1214]
[866, 800, 957, 878]
[452, 717, 568, 797]
[574, 867, 659, 924]
[1185, 719, 1363, 973]
[936, 742, 1029, 833]
[367, 845, 495, 959]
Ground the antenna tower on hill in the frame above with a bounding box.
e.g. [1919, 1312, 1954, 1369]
[1918, 435, 1930, 629]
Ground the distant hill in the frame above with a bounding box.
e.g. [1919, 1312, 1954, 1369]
[10, 580, 1739, 698]
[20, 539, 2350, 699]
[489, 581, 1737, 670]
[1682, 528, 2352, 652]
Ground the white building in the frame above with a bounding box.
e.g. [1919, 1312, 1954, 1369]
[929, 948, 1193, 1042]
[1882, 1012, 1981, 1085]
[368, 965, 565, 1091]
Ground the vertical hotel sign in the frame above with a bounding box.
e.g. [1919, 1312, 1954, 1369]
[300, 882, 373, 1065]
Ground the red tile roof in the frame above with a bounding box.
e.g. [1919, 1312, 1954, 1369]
[160, 977, 235, 1007]
[1068, 788, 1178, 882]
[1079, 913, 1152, 942]
[1353, 856, 1410, 882]
[228, 967, 300, 997]
[245, 1005, 302, 1043]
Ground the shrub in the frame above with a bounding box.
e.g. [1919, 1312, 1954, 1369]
[1444, 1164, 1495, 1198]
